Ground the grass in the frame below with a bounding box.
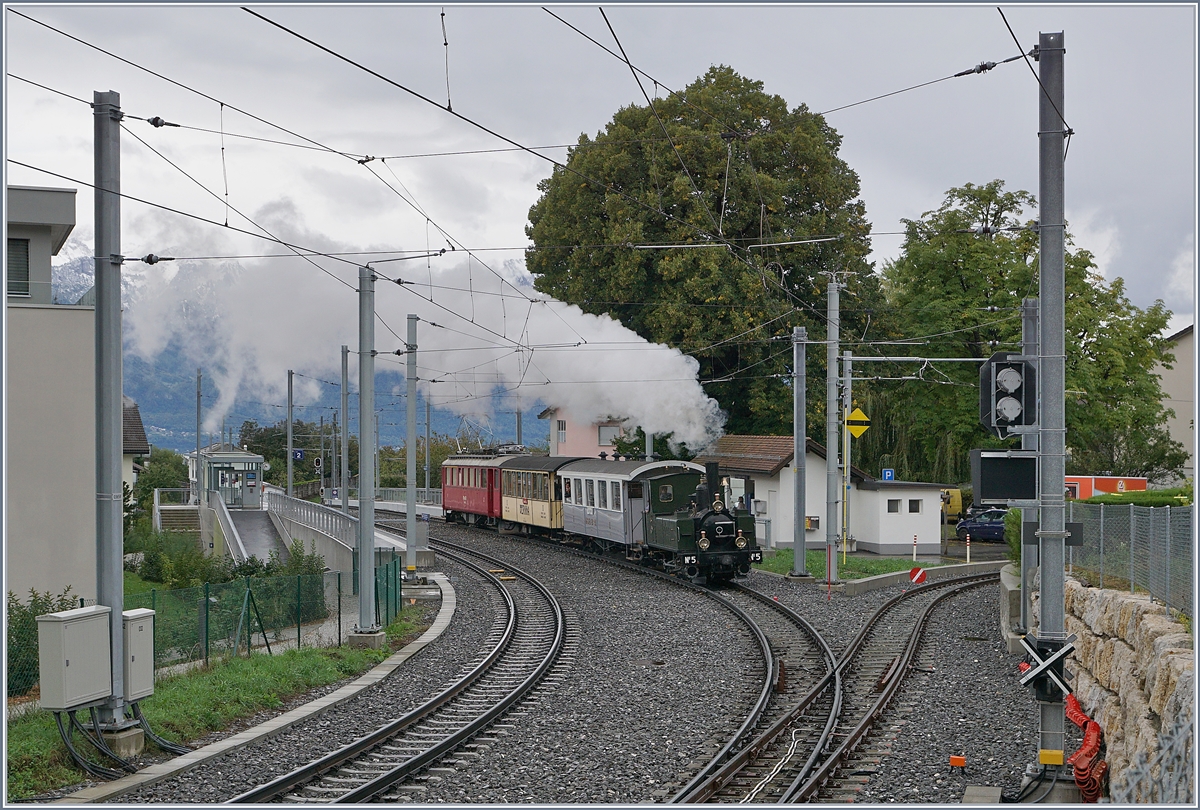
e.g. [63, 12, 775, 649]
[5, 606, 432, 801]
[754, 548, 947, 580]
[123, 569, 157, 596]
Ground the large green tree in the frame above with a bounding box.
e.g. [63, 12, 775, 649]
[856, 180, 1187, 484]
[527, 65, 877, 437]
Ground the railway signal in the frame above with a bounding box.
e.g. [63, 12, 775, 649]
[979, 351, 1037, 438]
[845, 407, 870, 438]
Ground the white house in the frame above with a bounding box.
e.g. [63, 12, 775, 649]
[1156, 324, 1194, 483]
[694, 435, 945, 556]
[5, 184, 97, 600]
[123, 395, 151, 491]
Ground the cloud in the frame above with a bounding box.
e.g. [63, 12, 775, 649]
[1066, 208, 1121, 280]
[1165, 233, 1195, 303]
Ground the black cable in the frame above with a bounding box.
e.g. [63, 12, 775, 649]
[996, 7, 1072, 134]
[7, 72, 90, 104]
[120, 123, 355, 290]
[7, 159, 360, 288]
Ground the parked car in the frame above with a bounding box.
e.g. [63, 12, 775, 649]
[955, 508, 1009, 542]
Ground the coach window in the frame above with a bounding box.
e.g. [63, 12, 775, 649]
[563, 477, 572, 501]
[598, 479, 608, 509]
[909, 499, 922, 513]
[887, 499, 901, 513]
[659, 484, 673, 503]
[586, 479, 595, 507]
[611, 481, 621, 511]
[574, 478, 584, 505]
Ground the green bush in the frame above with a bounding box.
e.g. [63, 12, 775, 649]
[1083, 485, 1192, 507]
[6, 586, 78, 697]
[1004, 508, 1022, 562]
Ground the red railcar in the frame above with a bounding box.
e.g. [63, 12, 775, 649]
[442, 454, 509, 524]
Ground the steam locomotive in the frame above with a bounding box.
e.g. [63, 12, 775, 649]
[442, 450, 761, 582]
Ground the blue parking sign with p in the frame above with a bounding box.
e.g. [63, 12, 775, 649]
[882, 468, 895, 481]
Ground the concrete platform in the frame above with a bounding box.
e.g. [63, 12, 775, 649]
[962, 784, 1003, 803]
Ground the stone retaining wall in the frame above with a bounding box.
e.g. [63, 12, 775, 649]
[1028, 576, 1194, 801]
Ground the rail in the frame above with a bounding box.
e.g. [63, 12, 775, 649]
[208, 490, 247, 562]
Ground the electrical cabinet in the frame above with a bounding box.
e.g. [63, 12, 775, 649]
[123, 608, 156, 701]
[36, 605, 112, 711]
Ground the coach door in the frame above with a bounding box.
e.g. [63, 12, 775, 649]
[627, 480, 646, 542]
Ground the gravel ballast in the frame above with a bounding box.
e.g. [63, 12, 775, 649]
[78, 527, 1068, 804]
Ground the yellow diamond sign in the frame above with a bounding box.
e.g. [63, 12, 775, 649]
[846, 407, 870, 438]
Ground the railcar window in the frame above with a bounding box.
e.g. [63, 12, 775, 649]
[611, 481, 621, 510]
[563, 477, 572, 501]
[629, 482, 643, 499]
[536, 473, 547, 501]
[659, 484, 673, 503]
[574, 479, 584, 505]
[598, 479, 608, 509]
[586, 479, 595, 507]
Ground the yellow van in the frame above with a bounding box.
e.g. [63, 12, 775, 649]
[940, 489, 963, 524]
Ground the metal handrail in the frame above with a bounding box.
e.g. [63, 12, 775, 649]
[264, 488, 356, 551]
[345, 487, 442, 506]
[208, 490, 248, 562]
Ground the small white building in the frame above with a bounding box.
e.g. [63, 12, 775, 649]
[694, 435, 945, 556]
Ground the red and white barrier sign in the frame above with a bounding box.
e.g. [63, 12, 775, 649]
[909, 567, 927, 584]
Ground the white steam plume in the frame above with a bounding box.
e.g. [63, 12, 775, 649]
[123, 211, 726, 450]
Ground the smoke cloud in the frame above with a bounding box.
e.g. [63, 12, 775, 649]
[123, 206, 726, 450]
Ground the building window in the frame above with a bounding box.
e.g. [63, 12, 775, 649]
[887, 499, 901, 513]
[909, 499, 922, 513]
[597, 424, 620, 446]
[557, 419, 567, 444]
[7, 238, 30, 296]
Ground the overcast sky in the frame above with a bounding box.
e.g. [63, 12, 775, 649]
[5, 2, 1196, 431]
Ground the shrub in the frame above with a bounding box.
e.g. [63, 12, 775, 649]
[1004, 508, 1022, 562]
[6, 586, 78, 697]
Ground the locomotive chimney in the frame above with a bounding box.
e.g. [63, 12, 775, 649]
[705, 462, 722, 504]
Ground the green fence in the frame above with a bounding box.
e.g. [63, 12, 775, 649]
[7, 560, 404, 705]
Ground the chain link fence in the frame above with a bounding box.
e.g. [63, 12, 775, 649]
[6, 560, 404, 712]
[1065, 502, 1193, 618]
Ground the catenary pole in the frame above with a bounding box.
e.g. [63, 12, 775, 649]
[341, 345, 349, 514]
[1036, 29, 1068, 765]
[843, 350, 852, 559]
[94, 89, 126, 726]
[825, 275, 840, 584]
[424, 397, 431, 491]
[286, 370, 294, 497]
[792, 326, 808, 575]
[195, 369, 202, 503]
[357, 268, 377, 631]
[406, 314, 419, 571]
[1021, 297, 1039, 632]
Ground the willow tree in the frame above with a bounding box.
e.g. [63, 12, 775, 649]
[526, 65, 876, 438]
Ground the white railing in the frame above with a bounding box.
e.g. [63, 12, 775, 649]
[265, 488, 356, 551]
[153, 487, 196, 531]
[208, 489, 248, 562]
[346, 487, 442, 506]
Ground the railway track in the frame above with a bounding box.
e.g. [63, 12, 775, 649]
[371, 510, 998, 804]
[671, 573, 998, 803]
[229, 539, 564, 804]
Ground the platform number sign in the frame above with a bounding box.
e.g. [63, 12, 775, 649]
[881, 468, 895, 481]
[292, 449, 305, 460]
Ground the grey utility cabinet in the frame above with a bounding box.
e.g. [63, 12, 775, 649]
[123, 608, 156, 701]
[36, 605, 112, 711]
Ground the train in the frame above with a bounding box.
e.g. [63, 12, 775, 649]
[441, 448, 762, 582]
